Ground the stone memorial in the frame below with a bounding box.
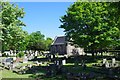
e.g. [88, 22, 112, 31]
[105, 61, 109, 68]
[103, 58, 107, 64]
[35, 51, 38, 57]
[13, 57, 17, 61]
[0, 53, 2, 57]
[23, 56, 28, 63]
[28, 64, 32, 68]
[21, 66, 26, 70]
[62, 60, 66, 65]
[112, 58, 116, 67]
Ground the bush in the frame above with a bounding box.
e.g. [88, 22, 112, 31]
[17, 51, 24, 58]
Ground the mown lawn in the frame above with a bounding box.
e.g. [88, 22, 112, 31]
[2, 69, 32, 78]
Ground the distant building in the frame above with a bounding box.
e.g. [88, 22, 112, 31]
[50, 36, 85, 56]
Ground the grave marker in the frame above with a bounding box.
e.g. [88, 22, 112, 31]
[103, 59, 107, 64]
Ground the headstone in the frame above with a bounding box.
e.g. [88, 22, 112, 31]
[55, 61, 59, 65]
[28, 64, 32, 68]
[9, 63, 16, 70]
[112, 58, 116, 67]
[51, 55, 53, 59]
[103, 59, 107, 64]
[13, 57, 16, 61]
[21, 66, 26, 70]
[28, 55, 33, 60]
[105, 61, 109, 68]
[62, 60, 66, 65]
[0, 53, 2, 57]
[6, 58, 13, 63]
[23, 56, 28, 63]
[30, 50, 32, 54]
[35, 51, 38, 56]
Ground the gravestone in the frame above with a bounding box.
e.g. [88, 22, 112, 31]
[62, 60, 66, 65]
[51, 55, 54, 59]
[23, 56, 28, 63]
[6, 58, 13, 63]
[9, 63, 16, 70]
[103, 58, 107, 64]
[4, 51, 10, 56]
[55, 60, 59, 65]
[35, 51, 38, 57]
[112, 58, 116, 67]
[0, 53, 2, 57]
[13, 57, 16, 61]
[21, 66, 26, 70]
[28, 64, 32, 68]
[28, 55, 33, 60]
[105, 61, 109, 68]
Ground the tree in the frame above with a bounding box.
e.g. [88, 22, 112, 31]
[60, 2, 120, 56]
[45, 37, 53, 51]
[27, 31, 46, 51]
[0, 2, 26, 52]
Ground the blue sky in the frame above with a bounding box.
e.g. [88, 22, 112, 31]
[16, 2, 73, 39]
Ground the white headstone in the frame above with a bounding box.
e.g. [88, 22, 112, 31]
[0, 53, 2, 57]
[103, 59, 107, 64]
[23, 56, 28, 63]
[22, 66, 26, 69]
[105, 61, 109, 68]
[62, 60, 66, 65]
[51, 55, 53, 59]
[112, 58, 116, 64]
[13, 57, 16, 61]
[35, 51, 38, 56]
[112, 58, 116, 67]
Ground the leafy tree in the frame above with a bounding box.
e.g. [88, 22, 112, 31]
[45, 37, 53, 51]
[60, 2, 120, 56]
[27, 31, 46, 51]
[0, 2, 26, 52]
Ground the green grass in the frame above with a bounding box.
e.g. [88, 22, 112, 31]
[2, 69, 32, 78]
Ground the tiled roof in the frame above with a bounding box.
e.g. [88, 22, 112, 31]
[52, 36, 66, 45]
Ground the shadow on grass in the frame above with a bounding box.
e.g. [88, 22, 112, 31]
[26, 64, 120, 80]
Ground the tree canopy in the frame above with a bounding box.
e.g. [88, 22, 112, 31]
[0, 2, 26, 52]
[27, 31, 53, 51]
[60, 2, 120, 53]
[0, 2, 53, 52]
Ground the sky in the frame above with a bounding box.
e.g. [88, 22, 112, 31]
[15, 2, 73, 39]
